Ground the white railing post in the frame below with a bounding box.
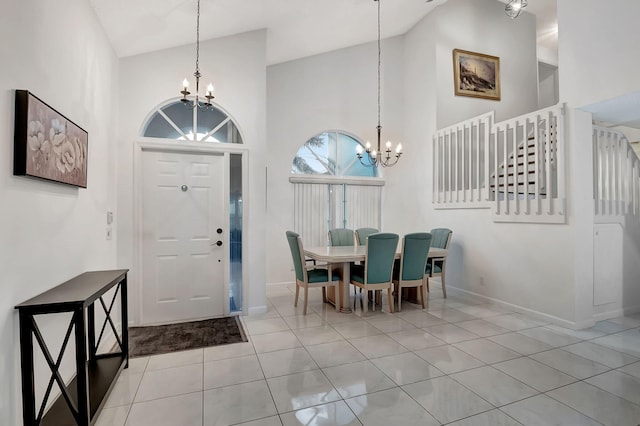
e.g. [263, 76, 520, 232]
[593, 129, 599, 216]
[544, 111, 553, 215]
[495, 126, 501, 215]
[504, 124, 509, 215]
[431, 133, 440, 203]
[523, 118, 530, 215]
[483, 116, 490, 202]
[555, 106, 566, 215]
[534, 117, 541, 215]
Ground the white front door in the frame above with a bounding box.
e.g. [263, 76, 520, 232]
[141, 150, 226, 324]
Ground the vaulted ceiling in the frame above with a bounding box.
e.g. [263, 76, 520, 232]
[89, 0, 557, 65]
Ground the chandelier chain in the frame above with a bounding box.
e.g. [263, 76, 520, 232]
[180, 0, 214, 111]
[195, 0, 201, 79]
[355, 0, 403, 168]
[377, 0, 381, 129]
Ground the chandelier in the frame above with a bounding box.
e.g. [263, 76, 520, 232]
[356, 0, 402, 168]
[180, 0, 214, 109]
[505, 0, 528, 19]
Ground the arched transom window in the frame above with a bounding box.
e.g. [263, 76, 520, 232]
[142, 100, 242, 143]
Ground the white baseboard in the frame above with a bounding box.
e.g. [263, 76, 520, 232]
[449, 286, 596, 330]
[593, 308, 625, 322]
[247, 305, 267, 316]
[267, 281, 295, 286]
[623, 305, 640, 316]
[593, 304, 640, 322]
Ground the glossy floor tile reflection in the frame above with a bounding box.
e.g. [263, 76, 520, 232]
[96, 283, 640, 425]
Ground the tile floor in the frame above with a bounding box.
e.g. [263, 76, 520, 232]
[97, 282, 640, 425]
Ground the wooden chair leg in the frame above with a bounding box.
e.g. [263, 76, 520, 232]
[362, 286, 368, 315]
[397, 284, 402, 312]
[294, 283, 300, 307]
[354, 284, 358, 309]
[387, 287, 394, 313]
[303, 286, 309, 315]
[441, 273, 447, 298]
[420, 284, 426, 309]
[322, 287, 327, 303]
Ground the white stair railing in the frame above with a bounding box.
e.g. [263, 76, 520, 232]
[593, 127, 640, 224]
[433, 104, 566, 223]
[433, 111, 494, 207]
[492, 104, 566, 223]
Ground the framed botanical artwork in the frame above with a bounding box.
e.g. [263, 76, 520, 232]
[452, 49, 501, 101]
[14, 90, 88, 188]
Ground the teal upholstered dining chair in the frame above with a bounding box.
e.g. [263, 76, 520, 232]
[354, 227, 380, 304]
[393, 233, 432, 311]
[425, 228, 452, 298]
[350, 233, 399, 315]
[286, 231, 339, 315]
[355, 228, 379, 246]
[328, 228, 355, 247]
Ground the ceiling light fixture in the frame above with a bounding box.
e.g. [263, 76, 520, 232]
[356, 0, 402, 168]
[180, 0, 214, 109]
[505, 0, 528, 19]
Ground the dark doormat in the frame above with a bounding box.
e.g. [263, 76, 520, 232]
[128, 317, 247, 358]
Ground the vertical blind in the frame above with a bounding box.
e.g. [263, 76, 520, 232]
[292, 180, 383, 247]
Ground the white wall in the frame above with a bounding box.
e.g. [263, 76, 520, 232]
[558, 0, 640, 108]
[266, 0, 581, 325]
[433, 0, 539, 127]
[623, 220, 640, 314]
[558, 0, 640, 319]
[265, 37, 405, 284]
[384, 0, 540, 240]
[539, 62, 559, 109]
[117, 30, 268, 319]
[570, 109, 597, 325]
[392, 0, 580, 325]
[0, 0, 119, 423]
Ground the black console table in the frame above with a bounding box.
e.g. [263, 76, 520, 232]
[15, 269, 129, 426]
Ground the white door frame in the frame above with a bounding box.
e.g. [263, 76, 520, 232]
[134, 138, 249, 323]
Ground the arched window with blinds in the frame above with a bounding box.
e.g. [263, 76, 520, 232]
[290, 131, 383, 246]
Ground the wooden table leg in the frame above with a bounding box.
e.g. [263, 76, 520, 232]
[340, 261, 352, 313]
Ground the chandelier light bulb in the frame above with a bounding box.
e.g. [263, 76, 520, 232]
[371, 150, 377, 158]
[396, 143, 402, 154]
[365, 141, 371, 150]
[182, 78, 189, 89]
[206, 84, 214, 96]
[356, 145, 364, 154]
[386, 141, 392, 149]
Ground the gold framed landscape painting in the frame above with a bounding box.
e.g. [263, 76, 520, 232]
[453, 49, 501, 101]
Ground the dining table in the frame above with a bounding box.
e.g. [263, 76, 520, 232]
[304, 245, 448, 313]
